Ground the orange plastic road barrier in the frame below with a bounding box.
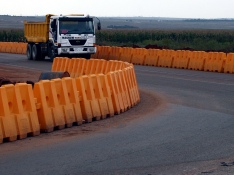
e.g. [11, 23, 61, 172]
[204, 52, 215, 72]
[83, 59, 98, 75]
[89, 74, 109, 119]
[123, 67, 136, 107]
[169, 50, 176, 68]
[224, 53, 234, 73]
[34, 80, 65, 132]
[188, 51, 206, 71]
[84, 75, 102, 120]
[4, 42, 13, 53]
[193, 51, 205, 71]
[173, 50, 190, 69]
[103, 60, 115, 74]
[62, 77, 83, 125]
[204, 52, 225, 72]
[15, 83, 40, 136]
[10, 42, 18, 54]
[171, 50, 180, 68]
[16, 43, 23, 54]
[92, 45, 103, 59]
[51, 57, 69, 72]
[179, 50, 191, 69]
[114, 60, 126, 70]
[157, 49, 165, 67]
[14, 42, 24, 54]
[103, 60, 125, 74]
[106, 72, 124, 114]
[3, 84, 31, 139]
[66, 58, 76, 78]
[75, 75, 101, 122]
[97, 46, 111, 60]
[212, 52, 226, 73]
[158, 49, 175, 68]
[94, 59, 107, 74]
[187, 51, 196, 70]
[181, 50, 190, 69]
[0, 85, 18, 142]
[0, 42, 5, 53]
[109, 47, 122, 60]
[90, 59, 103, 74]
[96, 74, 114, 117]
[21, 43, 27, 54]
[127, 66, 140, 105]
[51, 78, 76, 127]
[132, 65, 140, 102]
[119, 47, 134, 63]
[114, 71, 128, 112]
[167, 50, 176, 68]
[117, 70, 131, 110]
[67, 58, 86, 78]
[131, 48, 147, 65]
[144, 49, 160, 66]
[123, 62, 133, 69]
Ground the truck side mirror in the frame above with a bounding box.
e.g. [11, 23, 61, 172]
[97, 22, 101, 30]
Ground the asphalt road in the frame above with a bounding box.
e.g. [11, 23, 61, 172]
[0, 53, 234, 175]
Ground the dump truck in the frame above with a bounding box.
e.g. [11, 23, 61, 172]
[24, 14, 101, 61]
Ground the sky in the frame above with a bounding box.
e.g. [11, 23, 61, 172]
[0, 0, 234, 19]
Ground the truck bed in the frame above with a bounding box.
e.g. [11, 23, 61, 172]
[24, 21, 49, 43]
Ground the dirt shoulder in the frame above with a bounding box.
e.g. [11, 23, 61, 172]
[0, 64, 41, 84]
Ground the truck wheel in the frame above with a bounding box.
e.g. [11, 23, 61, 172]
[50, 49, 56, 62]
[27, 44, 33, 60]
[32, 44, 39, 60]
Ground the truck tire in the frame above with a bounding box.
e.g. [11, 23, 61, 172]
[32, 44, 43, 60]
[49, 47, 57, 62]
[27, 44, 33, 60]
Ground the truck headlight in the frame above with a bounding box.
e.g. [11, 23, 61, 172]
[89, 47, 95, 52]
[62, 48, 69, 53]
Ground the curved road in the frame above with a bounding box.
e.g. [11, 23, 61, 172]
[0, 53, 234, 174]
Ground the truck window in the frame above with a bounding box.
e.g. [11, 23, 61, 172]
[59, 20, 94, 35]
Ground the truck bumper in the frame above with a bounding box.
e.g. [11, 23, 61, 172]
[58, 47, 96, 55]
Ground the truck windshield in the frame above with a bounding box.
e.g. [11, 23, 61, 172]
[59, 18, 94, 35]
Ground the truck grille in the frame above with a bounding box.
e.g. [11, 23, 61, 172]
[69, 39, 86, 45]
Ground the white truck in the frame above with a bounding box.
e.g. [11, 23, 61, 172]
[24, 14, 101, 61]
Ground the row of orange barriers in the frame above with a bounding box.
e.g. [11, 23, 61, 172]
[0, 42, 27, 54]
[92, 46, 234, 74]
[0, 58, 140, 143]
[52, 57, 128, 77]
